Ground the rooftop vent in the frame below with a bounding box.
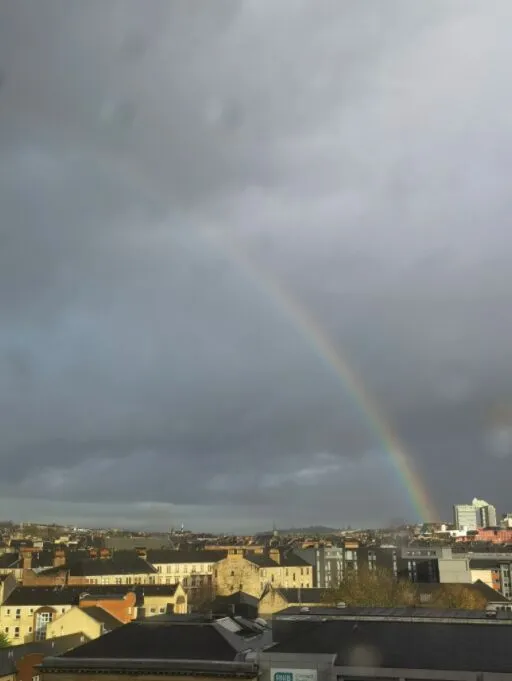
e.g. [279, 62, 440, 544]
[336, 602, 346, 609]
[299, 606, 310, 613]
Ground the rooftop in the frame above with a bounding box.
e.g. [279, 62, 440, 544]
[3, 583, 178, 606]
[81, 606, 124, 631]
[54, 617, 261, 662]
[276, 588, 326, 602]
[274, 604, 512, 623]
[0, 633, 88, 677]
[146, 550, 226, 564]
[270, 617, 512, 673]
[67, 555, 157, 576]
[245, 551, 309, 569]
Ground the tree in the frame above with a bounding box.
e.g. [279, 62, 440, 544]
[323, 567, 417, 607]
[323, 568, 489, 610]
[0, 631, 10, 648]
[428, 584, 487, 610]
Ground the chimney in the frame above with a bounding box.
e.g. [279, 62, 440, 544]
[99, 549, 111, 560]
[89, 549, 98, 558]
[135, 548, 147, 560]
[53, 550, 66, 567]
[21, 549, 32, 571]
[269, 548, 281, 565]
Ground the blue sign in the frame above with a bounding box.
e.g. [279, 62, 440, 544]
[274, 674, 293, 681]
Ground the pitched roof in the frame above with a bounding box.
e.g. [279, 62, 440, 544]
[67, 555, 157, 576]
[413, 581, 510, 604]
[245, 551, 310, 568]
[81, 606, 124, 631]
[276, 588, 326, 603]
[57, 619, 243, 661]
[471, 579, 510, 603]
[0, 553, 20, 568]
[3, 583, 178, 606]
[0, 633, 88, 677]
[212, 592, 259, 608]
[146, 550, 226, 564]
[269, 618, 512, 673]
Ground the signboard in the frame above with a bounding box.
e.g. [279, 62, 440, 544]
[272, 669, 317, 681]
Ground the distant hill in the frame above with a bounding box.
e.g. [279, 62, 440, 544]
[259, 526, 340, 535]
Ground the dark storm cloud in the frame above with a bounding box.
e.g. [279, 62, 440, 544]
[1, 0, 512, 529]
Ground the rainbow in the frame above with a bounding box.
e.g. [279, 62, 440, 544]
[207, 232, 436, 523]
[60, 146, 436, 522]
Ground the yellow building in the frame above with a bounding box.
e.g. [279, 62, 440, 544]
[215, 548, 314, 598]
[46, 605, 122, 641]
[258, 586, 325, 615]
[0, 583, 187, 645]
[145, 550, 225, 598]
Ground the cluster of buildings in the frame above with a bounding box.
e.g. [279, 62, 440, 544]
[453, 498, 498, 532]
[1, 511, 512, 681]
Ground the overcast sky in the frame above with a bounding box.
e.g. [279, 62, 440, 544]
[1, 0, 512, 532]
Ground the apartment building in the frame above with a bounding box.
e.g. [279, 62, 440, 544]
[145, 550, 225, 595]
[0, 584, 186, 645]
[297, 544, 439, 588]
[46, 606, 123, 641]
[215, 548, 313, 598]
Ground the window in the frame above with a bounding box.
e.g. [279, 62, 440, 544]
[33, 675, 40, 681]
[115, 577, 122, 585]
[14, 627, 20, 638]
[35, 611, 53, 641]
[61, 608, 66, 613]
[15, 609, 21, 619]
[6, 609, 10, 615]
[166, 565, 172, 574]
[4, 628, 8, 634]
[30, 609, 33, 614]
[159, 607, 165, 613]
[29, 627, 32, 633]
[150, 608, 156, 613]
[300, 568, 304, 575]
[292, 573, 296, 580]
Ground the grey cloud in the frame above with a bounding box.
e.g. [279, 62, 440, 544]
[1, 0, 512, 529]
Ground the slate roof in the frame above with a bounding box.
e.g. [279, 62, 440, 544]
[58, 619, 244, 661]
[270, 618, 512, 673]
[67, 555, 157, 576]
[245, 551, 310, 568]
[471, 579, 510, 603]
[81, 606, 124, 631]
[212, 592, 259, 608]
[277, 588, 326, 603]
[3, 584, 178, 607]
[146, 550, 226, 564]
[469, 558, 502, 569]
[412, 580, 510, 604]
[0, 554, 20, 569]
[0, 633, 88, 677]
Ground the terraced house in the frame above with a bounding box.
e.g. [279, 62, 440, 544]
[31, 552, 159, 586]
[145, 550, 226, 596]
[0, 584, 186, 645]
[215, 548, 314, 598]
